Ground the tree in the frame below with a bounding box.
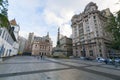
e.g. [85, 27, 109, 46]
[106, 10, 120, 50]
[0, 0, 9, 28]
[0, 0, 8, 17]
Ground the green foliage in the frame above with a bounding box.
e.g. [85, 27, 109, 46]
[0, 14, 16, 41]
[0, 0, 8, 17]
[0, 0, 9, 28]
[106, 10, 120, 50]
[0, 13, 10, 28]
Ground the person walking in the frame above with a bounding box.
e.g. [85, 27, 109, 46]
[114, 61, 118, 68]
[40, 53, 43, 60]
[104, 59, 108, 64]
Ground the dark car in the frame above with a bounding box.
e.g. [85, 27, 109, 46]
[22, 52, 32, 56]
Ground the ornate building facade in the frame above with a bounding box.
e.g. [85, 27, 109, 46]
[32, 33, 52, 56]
[71, 2, 112, 59]
[59, 36, 72, 56]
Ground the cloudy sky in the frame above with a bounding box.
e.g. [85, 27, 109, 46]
[8, 0, 120, 47]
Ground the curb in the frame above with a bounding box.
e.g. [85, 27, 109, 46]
[0, 56, 15, 62]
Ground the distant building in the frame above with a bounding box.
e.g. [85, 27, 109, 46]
[71, 2, 113, 59]
[59, 36, 72, 56]
[32, 33, 53, 56]
[18, 36, 27, 54]
[24, 32, 34, 53]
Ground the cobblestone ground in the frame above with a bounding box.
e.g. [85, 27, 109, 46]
[0, 56, 120, 80]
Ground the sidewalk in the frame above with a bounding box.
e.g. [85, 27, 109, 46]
[0, 56, 120, 80]
[48, 58, 120, 70]
[100, 63, 120, 70]
[74, 58, 120, 69]
[0, 56, 16, 62]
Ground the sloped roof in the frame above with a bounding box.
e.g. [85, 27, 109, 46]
[10, 19, 17, 25]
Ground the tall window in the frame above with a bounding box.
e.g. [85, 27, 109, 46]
[2, 30, 5, 38]
[5, 34, 8, 40]
[94, 20, 96, 23]
[93, 16, 96, 19]
[74, 26, 77, 38]
[0, 28, 2, 36]
[35, 44, 37, 48]
[89, 50, 93, 56]
[100, 53, 102, 57]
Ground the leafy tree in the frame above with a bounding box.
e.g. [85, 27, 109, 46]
[0, 13, 10, 28]
[0, 0, 8, 17]
[106, 10, 120, 50]
[0, 0, 9, 27]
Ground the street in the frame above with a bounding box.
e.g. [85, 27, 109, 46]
[0, 56, 120, 80]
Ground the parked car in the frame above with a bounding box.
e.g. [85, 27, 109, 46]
[85, 57, 93, 60]
[80, 57, 86, 60]
[115, 58, 120, 63]
[69, 56, 74, 59]
[96, 57, 105, 62]
[22, 52, 32, 56]
[107, 58, 112, 63]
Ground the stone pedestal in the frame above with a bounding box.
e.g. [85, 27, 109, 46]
[53, 46, 65, 57]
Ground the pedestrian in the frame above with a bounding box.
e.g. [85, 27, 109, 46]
[114, 61, 118, 68]
[41, 53, 43, 60]
[104, 59, 108, 64]
[111, 58, 113, 64]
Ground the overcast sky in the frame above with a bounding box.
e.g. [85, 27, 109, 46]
[8, 0, 120, 47]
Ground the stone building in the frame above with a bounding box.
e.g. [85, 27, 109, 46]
[71, 2, 112, 59]
[18, 36, 27, 54]
[24, 32, 34, 53]
[32, 33, 52, 56]
[59, 36, 72, 56]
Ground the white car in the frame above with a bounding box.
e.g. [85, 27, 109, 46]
[96, 57, 105, 62]
[115, 58, 120, 63]
[80, 57, 86, 60]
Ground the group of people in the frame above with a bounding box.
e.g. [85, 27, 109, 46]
[34, 53, 44, 60]
[104, 58, 119, 68]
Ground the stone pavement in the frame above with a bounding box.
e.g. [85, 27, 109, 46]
[0, 56, 120, 80]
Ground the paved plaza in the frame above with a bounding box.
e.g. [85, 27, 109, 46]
[0, 56, 120, 80]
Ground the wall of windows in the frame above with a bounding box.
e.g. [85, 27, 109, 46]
[0, 28, 15, 57]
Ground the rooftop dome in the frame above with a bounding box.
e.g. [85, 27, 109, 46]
[84, 2, 98, 13]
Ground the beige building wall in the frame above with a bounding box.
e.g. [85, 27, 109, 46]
[71, 2, 112, 59]
[32, 34, 52, 56]
[59, 36, 72, 56]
